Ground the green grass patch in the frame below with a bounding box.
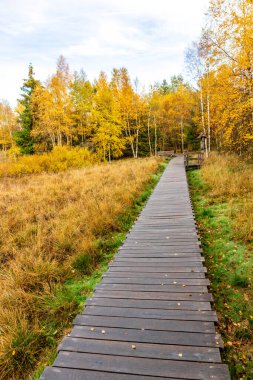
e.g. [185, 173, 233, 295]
[30, 159, 168, 379]
[188, 170, 253, 380]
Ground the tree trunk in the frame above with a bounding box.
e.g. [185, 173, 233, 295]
[200, 84, 208, 157]
[207, 92, 211, 153]
[126, 118, 136, 158]
[50, 133, 56, 148]
[200, 85, 206, 134]
[206, 67, 211, 153]
[108, 145, 111, 163]
[135, 128, 139, 158]
[180, 117, 184, 153]
[154, 115, 157, 156]
[147, 106, 152, 156]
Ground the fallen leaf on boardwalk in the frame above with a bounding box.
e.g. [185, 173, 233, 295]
[131, 345, 136, 349]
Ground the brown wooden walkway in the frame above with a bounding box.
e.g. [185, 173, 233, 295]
[41, 156, 230, 380]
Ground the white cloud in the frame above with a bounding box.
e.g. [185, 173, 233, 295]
[0, 0, 209, 106]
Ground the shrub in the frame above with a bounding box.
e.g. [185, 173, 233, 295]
[0, 146, 98, 177]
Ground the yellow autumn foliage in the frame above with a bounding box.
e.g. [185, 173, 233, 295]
[0, 146, 97, 177]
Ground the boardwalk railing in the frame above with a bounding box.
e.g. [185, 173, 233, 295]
[184, 151, 204, 169]
[157, 150, 175, 157]
[41, 156, 230, 380]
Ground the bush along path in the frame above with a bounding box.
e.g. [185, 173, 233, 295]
[188, 168, 253, 380]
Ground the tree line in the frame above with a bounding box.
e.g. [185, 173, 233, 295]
[1, 0, 252, 160]
[0, 58, 198, 160]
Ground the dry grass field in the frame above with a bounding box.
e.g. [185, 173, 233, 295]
[201, 153, 253, 242]
[0, 157, 161, 379]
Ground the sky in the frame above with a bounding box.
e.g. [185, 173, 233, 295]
[0, 0, 209, 106]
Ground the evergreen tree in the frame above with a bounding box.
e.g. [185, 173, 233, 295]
[14, 64, 39, 154]
[159, 79, 170, 95]
[170, 75, 184, 92]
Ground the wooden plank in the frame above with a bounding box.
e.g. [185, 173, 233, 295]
[124, 238, 200, 242]
[127, 233, 199, 237]
[108, 266, 207, 273]
[103, 272, 206, 279]
[111, 260, 204, 266]
[121, 245, 199, 250]
[93, 290, 213, 302]
[117, 253, 203, 258]
[114, 257, 204, 262]
[86, 297, 213, 311]
[82, 306, 217, 322]
[74, 315, 215, 333]
[128, 230, 197, 234]
[111, 258, 204, 263]
[53, 351, 230, 379]
[118, 250, 203, 255]
[41, 367, 172, 380]
[102, 278, 210, 286]
[128, 229, 197, 232]
[95, 284, 209, 293]
[125, 239, 198, 242]
[70, 325, 223, 348]
[58, 337, 221, 363]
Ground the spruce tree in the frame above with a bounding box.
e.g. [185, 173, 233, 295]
[14, 64, 39, 154]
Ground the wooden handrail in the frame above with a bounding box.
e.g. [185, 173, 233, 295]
[184, 152, 204, 169]
[157, 150, 175, 156]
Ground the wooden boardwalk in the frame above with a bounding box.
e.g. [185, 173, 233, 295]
[41, 156, 230, 380]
